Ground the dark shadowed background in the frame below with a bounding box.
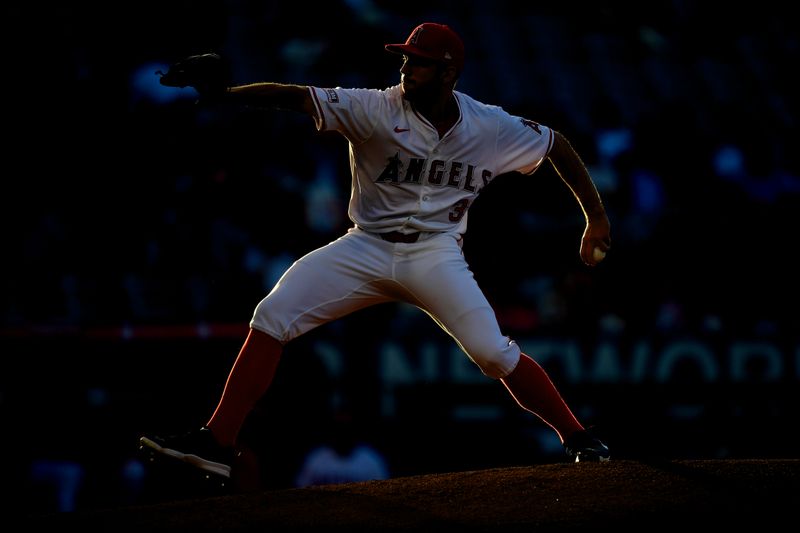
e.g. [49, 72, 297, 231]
[2, 0, 798, 516]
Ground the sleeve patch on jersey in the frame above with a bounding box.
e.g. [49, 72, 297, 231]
[325, 89, 339, 103]
[520, 117, 542, 134]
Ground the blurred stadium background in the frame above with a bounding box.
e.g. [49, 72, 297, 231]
[2, 0, 798, 514]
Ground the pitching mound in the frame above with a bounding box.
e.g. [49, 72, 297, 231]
[30, 458, 799, 532]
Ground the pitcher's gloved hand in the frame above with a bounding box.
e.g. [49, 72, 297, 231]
[156, 53, 231, 104]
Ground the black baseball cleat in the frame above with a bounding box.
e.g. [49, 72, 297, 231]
[139, 426, 235, 483]
[563, 429, 610, 463]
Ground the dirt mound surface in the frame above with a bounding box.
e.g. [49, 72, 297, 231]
[30, 458, 800, 532]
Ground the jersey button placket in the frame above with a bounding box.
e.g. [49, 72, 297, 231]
[421, 144, 438, 210]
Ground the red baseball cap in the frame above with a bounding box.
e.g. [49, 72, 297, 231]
[385, 22, 465, 72]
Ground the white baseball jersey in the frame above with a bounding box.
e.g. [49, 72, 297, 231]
[308, 84, 554, 235]
[251, 83, 557, 379]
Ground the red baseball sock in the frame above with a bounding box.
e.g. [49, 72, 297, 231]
[206, 328, 283, 447]
[500, 353, 584, 443]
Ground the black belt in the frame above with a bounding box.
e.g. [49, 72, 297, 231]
[379, 231, 421, 243]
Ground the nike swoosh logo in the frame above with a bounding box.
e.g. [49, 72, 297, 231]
[394, 126, 410, 133]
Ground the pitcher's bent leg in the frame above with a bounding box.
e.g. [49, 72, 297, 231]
[250, 230, 393, 343]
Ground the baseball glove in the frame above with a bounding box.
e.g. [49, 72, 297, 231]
[156, 53, 231, 103]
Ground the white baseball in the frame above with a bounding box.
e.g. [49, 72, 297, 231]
[593, 247, 606, 262]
